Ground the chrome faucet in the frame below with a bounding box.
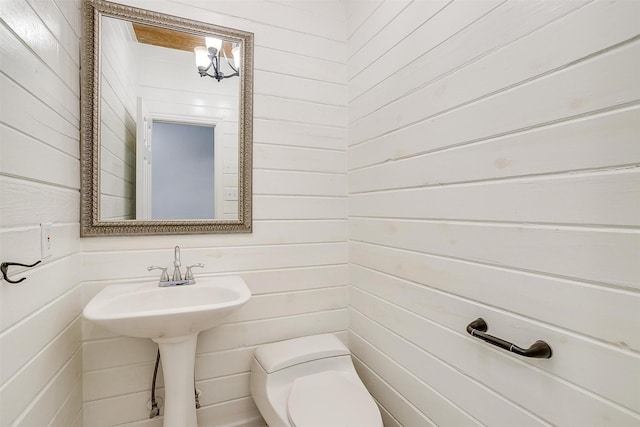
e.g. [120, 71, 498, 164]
[172, 246, 182, 281]
[147, 246, 205, 287]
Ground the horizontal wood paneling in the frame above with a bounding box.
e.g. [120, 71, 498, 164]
[0, 319, 82, 426]
[350, 107, 640, 192]
[253, 119, 345, 150]
[347, 0, 640, 425]
[350, 242, 640, 350]
[348, 0, 621, 123]
[352, 355, 428, 427]
[350, 217, 640, 289]
[350, 169, 640, 226]
[0, 0, 88, 425]
[254, 143, 346, 173]
[351, 267, 640, 412]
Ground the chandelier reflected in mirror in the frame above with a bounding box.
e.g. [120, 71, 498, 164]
[194, 37, 241, 82]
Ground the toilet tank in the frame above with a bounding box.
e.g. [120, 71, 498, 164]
[254, 334, 350, 374]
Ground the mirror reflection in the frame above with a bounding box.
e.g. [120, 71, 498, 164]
[99, 16, 241, 221]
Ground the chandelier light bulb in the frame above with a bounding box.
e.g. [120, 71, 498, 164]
[232, 46, 241, 69]
[194, 46, 210, 67]
[205, 36, 222, 52]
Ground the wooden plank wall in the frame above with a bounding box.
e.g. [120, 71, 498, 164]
[80, 1, 348, 426]
[346, 1, 640, 426]
[0, 0, 83, 426]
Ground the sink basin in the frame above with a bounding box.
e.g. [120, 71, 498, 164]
[83, 275, 251, 427]
[83, 275, 251, 339]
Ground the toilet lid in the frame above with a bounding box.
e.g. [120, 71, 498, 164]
[287, 371, 382, 427]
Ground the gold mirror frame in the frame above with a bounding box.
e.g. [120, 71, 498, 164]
[80, 0, 253, 236]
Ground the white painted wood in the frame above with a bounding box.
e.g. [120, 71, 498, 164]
[402, 222, 640, 290]
[254, 195, 346, 220]
[350, 239, 640, 348]
[82, 388, 155, 427]
[49, 380, 83, 427]
[351, 268, 640, 412]
[351, 317, 547, 427]
[347, 1, 640, 425]
[349, 0, 504, 101]
[0, 254, 82, 331]
[0, 124, 79, 189]
[351, 290, 640, 426]
[83, 361, 160, 402]
[83, 337, 158, 372]
[351, 169, 640, 226]
[0, 287, 81, 384]
[348, 0, 590, 122]
[195, 397, 261, 427]
[223, 286, 348, 322]
[253, 170, 346, 196]
[255, 46, 346, 84]
[0, 73, 78, 156]
[352, 40, 640, 156]
[81, 242, 348, 282]
[80, 222, 347, 251]
[196, 309, 348, 354]
[0, 6, 82, 425]
[253, 143, 346, 173]
[351, 331, 479, 426]
[349, 107, 640, 190]
[347, 0, 411, 59]
[0, 320, 82, 426]
[11, 351, 82, 427]
[254, 70, 346, 106]
[346, 0, 381, 40]
[352, 356, 436, 427]
[348, 0, 448, 79]
[25, 0, 80, 65]
[350, 4, 640, 143]
[0, 0, 79, 94]
[253, 119, 345, 150]
[255, 94, 346, 128]
[0, 23, 78, 125]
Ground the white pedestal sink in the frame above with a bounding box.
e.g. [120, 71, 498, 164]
[83, 275, 251, 427]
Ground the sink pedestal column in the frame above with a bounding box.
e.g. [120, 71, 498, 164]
[153, 333, 199, 427]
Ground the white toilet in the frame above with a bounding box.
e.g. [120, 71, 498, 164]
[250, 334, 383, 427]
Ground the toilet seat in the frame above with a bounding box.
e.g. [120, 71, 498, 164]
[287, 371, 382, 427]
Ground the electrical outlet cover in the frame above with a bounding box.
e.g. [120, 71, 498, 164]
[40, 222, 53, 259]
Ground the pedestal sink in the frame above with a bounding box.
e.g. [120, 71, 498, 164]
[83, 275, 251, 426]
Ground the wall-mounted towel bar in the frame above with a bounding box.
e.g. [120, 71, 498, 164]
[466, 318, 552, 359]
[1, 260, 42, 284]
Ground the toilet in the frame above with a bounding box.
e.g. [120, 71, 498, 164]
[250, 334, 383, 427]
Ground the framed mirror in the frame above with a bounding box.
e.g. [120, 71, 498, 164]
[80, 0, 253, 236]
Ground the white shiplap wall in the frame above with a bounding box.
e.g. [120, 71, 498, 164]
[0, 0, 83, 426]
[347, 1, 640, 426]
[80, 1, 348, 426]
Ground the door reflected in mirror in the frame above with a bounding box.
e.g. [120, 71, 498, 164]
[80, 0, 253, 236]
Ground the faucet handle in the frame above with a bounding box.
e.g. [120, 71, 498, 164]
[148, 266, 169, 282]
[185, 263, 204, 281]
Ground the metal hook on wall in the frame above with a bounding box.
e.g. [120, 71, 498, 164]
[1, 260, 42, 284]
